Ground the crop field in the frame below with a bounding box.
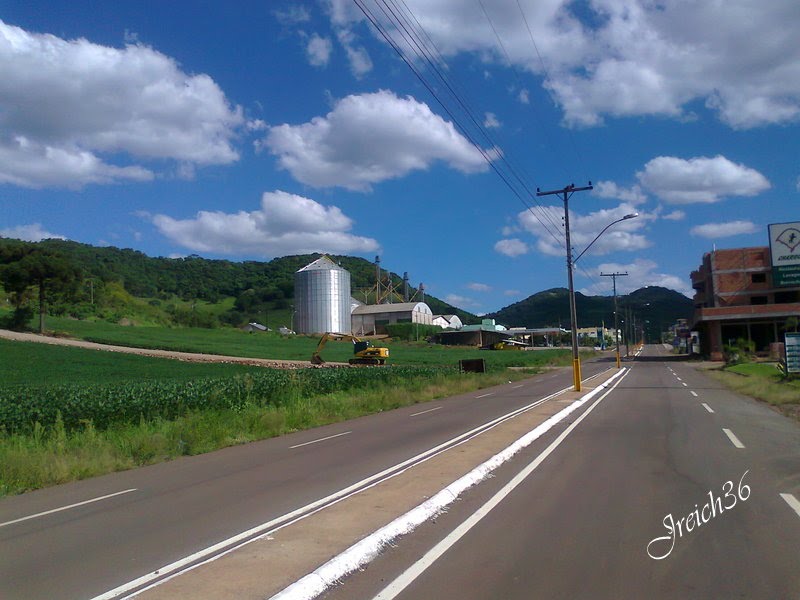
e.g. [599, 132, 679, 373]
[0, 333, 574, 494]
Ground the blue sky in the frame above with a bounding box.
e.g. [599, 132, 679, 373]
[1, 1, 798, 314]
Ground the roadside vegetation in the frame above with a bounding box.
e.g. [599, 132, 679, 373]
[705, 360, 800, 422]
[0, 337, 576, 496]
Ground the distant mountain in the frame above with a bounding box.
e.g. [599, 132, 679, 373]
[486, 286, 693, 334]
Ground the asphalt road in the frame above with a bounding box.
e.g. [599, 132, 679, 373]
[322, 345, 800, 600]
[0, 357, 612, 600]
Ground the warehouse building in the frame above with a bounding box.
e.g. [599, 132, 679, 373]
[432, 314, 463, 329]
[690, 227, 800, 359]
[351, 302, 433, 335]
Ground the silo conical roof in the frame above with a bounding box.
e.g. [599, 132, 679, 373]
[296, 255, 346, 272]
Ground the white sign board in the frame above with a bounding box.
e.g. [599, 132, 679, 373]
[786, 332, 800, 374]
[769, 222, 800, 287]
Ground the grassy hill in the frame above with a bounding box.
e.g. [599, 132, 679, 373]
[0, 238, 479, 329]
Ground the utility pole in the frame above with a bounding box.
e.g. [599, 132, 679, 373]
[537, 183, 593, 391]
[601, 272, 628, 368]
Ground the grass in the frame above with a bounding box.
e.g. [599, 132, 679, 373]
[0, 368, 532, 496]
[705, 360, 800, 421]
[13, 313, 582, 369]
[0, 338, 270, 386]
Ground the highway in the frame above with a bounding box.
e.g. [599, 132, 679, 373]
[322, 345, 800, 599]
[0, 357, 613, 600]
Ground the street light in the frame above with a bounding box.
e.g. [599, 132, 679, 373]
[537, 181, 638, 392]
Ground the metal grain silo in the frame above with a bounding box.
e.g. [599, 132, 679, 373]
[294, 256, 352, 334]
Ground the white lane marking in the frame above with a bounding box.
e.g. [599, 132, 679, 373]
[676, 377, 682, 381]
[511, 385, 524, 389]
[690, 391, 698, 397]
[0, 489, 137, 529]
[475, 392, 494, 399]
[702, 403, 715, 413]
[682, 382, 688, 387]
[722, 428, 745, 449]
[92, 370, 609, 600]
[289, 431, 351, 449]
[780, 493, 800, 519]
[410, 407, 442, 418]
[371, 369, 631, 600]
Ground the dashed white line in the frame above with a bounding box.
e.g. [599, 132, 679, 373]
[722, 428, 745, 449]
[0, 489, 137, 528]
[682, 382, 688, 387]
[476, 392, 495, 399]
[690, 391, 698, 397]
[289, 431, 351, 449]
[780, 493, 800, 519]
[676, 377, 682, 382]
[701, 403, 715, 413]
[511, 385, 524, 389]
[409, 406, 442, 417]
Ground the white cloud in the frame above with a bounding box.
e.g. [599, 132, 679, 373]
[467, 282, 491, 292]
[274, 6, 311, 26]
[332, 1, 800, 129]
[637, 156, 770, 204]
[306, 33, 333, 67]
[335, 27, 372, 78]
[580, 258, 692, 297]
[592, 181, 647, 205]
[662, 210, 686, 221]
[0, 20, 243, 188]
[518, 89, 530, 104]
[150, 190, 380, 257]
[494, 238, 529, 257]
[690, 220, 758, 239]
[517, 203, 651, 258]
[265, 90, 489, 190]
[445, 293, 480, 309]
[0, 222, 67, 242]
[483, 112, 501, 128]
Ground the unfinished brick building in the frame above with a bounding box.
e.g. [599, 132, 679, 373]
[691, 247, 800, 360]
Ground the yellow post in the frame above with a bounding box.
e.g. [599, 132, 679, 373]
[573, 358, 582, 391]
[615, 350, 621, 368]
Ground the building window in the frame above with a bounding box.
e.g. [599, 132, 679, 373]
[775, 290, 799, 304]
[750, 296, 768, 305]
[751, 273, 766, 283]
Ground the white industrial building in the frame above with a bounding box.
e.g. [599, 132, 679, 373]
[432, 314, 463, 329]
[351, 302, 433, 335]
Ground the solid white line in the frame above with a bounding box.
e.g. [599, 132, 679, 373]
[0, 489, 137, 529]
[410, 406, 442, 417]
[289, 431, 351, 449]
[702, 403, 714, 413]
[93, 375, 592, 600]
[779, 493, 800, 519]
[722, 428, 745, 448]
[475, 392, 494, 398]
[372, 369, 631, 600]
[690, 391, 698, 397]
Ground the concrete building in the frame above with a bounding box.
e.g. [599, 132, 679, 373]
[432, 314, 463, 330]
[691, 245, 800, 360]
[351, 302, 433, 335]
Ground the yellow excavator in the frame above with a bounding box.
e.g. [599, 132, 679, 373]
[311, 333, 389, 366]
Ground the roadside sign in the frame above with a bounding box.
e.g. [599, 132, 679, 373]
[769, 222, 800, 287]
[786, 332, 800, 374]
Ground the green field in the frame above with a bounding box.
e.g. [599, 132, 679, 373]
[0, 332, 575, 495]
[22, 314, 578, 369]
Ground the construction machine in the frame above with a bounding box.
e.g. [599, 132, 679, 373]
[311, 333, 389, 366]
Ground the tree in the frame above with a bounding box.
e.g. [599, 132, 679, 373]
[0, 251, 81, 333]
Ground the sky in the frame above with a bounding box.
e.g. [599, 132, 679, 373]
[1, 0, 798, 315]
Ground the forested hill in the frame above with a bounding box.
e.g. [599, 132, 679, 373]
[0, 238, 478, 326]
[486, 286, 694, 330]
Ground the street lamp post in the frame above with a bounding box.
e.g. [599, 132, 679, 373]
[537, 181, 638, 391]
